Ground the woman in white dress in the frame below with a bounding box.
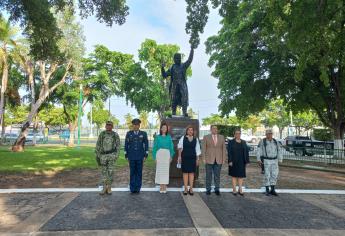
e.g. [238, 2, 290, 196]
[152, 123, 175, 193]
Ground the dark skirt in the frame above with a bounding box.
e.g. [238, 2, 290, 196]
[182, 155, 197, 173]
[228, 161, 246, 178]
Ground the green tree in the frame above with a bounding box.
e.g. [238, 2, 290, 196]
[259, 100, 290, 139]
[139, 111, 149, 129]
[6, 105, 29, 125]
[293, 111, 321, 135]
[0, 0, 129, 60]
[87, 104, 110, 134]
[238, 115, 261, 134]
[124, 113, 133, 129]
[12, 7, 85, 151]
[204, 1, 345, 150]
[38, 106, 66, 128]
[0, 16, 19, 131]
[187, 108, 197, 119]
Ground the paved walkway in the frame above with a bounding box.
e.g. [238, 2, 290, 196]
[0, 190, 344, 236]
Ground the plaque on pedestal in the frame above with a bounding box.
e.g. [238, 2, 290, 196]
[162, 116, 200, 179]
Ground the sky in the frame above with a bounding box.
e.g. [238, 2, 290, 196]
[80, 0, 222, 125]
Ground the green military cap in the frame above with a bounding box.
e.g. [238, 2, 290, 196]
[132, 118, 141, 125]
[106, 121, 113, 126]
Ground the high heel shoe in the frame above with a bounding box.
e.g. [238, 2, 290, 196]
[189, 189, 194, 196]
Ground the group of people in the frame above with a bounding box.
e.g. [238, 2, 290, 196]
[95, 119, 283, 196]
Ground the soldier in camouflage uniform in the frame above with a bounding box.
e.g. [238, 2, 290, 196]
[95, 121, 120, 195]
[161, 47, 194, 117]
[256, 129, 283, 196]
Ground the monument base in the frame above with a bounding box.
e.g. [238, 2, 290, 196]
[162, 117, 200, 179]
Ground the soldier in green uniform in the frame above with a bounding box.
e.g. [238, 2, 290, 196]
[95, 121, 120, 195]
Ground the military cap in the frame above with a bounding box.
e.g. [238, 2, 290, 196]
[132, 118, 141, 125]
[265, 129, 273, 134]
[106, 121, 113, 126]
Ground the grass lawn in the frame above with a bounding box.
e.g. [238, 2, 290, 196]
[0, 145, 155, 173]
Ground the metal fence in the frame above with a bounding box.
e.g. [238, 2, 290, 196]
[248, 145, 345, 165]
[3, 130, 345, 166]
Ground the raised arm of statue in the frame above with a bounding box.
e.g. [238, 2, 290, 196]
[161, 63, 171, 78]
[184, 48, 194, 68]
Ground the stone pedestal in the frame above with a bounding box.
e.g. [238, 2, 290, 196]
[162, 117, 200, 179]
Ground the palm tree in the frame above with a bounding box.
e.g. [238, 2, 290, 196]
[0, 17, 18, 131]
[139, 111, 149, 129]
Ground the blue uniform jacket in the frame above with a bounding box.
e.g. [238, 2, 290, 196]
[124, 130, 149, 160]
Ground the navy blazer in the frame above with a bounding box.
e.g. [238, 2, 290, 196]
[124, 130, 149, 161]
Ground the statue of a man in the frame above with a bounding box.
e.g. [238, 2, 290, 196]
[161, 47, 194, 117]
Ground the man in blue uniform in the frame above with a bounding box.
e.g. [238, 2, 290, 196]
[125, 118, 149, 194]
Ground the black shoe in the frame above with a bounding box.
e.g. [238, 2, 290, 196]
[270, 185, 278, 196]
[189, 190, 194, 196]
[206, 190, 211, 195]
[232, 192, 237, 196]
[238, 191, 244, 196]
[215, 190, 220, 196]
[183, 190, 188, 195]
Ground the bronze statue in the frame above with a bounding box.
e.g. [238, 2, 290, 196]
[161, 47, 194, 117]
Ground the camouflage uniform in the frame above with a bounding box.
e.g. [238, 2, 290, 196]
[257, 139, 283, 187]
[95, 130, 120, 186]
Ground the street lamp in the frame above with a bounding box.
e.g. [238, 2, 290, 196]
[89, 102, 93, 138]
[77, 84, 83, 147]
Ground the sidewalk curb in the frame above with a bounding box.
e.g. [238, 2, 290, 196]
[280, 163, 345, 175]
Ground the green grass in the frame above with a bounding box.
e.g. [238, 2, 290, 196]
[0, 145, 155, 173]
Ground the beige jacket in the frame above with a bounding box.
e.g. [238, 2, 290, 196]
[202, 134, 227, 164]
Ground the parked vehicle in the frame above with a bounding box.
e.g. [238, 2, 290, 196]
[26, 132, 44, 143]
[241, 134, 259, 143]
[4, 133, 18, 144]
[284, 135, 312, 156]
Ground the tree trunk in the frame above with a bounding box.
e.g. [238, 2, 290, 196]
[0, 59, 8, 128]
[1, 113, 5, 145]
[32, 116, 39, 146]
[68, 122, 77, 147]
[12, 97, 45, 151]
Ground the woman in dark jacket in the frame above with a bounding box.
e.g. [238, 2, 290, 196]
[228, 129, 250, 196]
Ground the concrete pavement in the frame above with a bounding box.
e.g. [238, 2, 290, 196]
[0, 191, 344, 236]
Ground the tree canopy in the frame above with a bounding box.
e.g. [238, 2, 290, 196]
[205, 0, 345, 142]
[0, 0, 129, 60]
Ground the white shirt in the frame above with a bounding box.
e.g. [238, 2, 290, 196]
[178, 136, 201, 156]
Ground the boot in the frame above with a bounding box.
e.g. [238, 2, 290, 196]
[265, 186, 270, 196]
[270, 185, 278, 196]
[99, 184, 107, 196]
[106, 184, 112, 195]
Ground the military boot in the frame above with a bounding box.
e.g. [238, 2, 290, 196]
[106, 184, 112, 195]
[99, 184, 107, 196]
[270, 185, 278, 196]
[265, 186, 270, 196]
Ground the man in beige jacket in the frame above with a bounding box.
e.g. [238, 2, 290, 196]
[202, 125, 227, 195]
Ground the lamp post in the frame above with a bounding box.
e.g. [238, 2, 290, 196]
[89, 102, 93, 138]
[77, 84, 83, 147]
